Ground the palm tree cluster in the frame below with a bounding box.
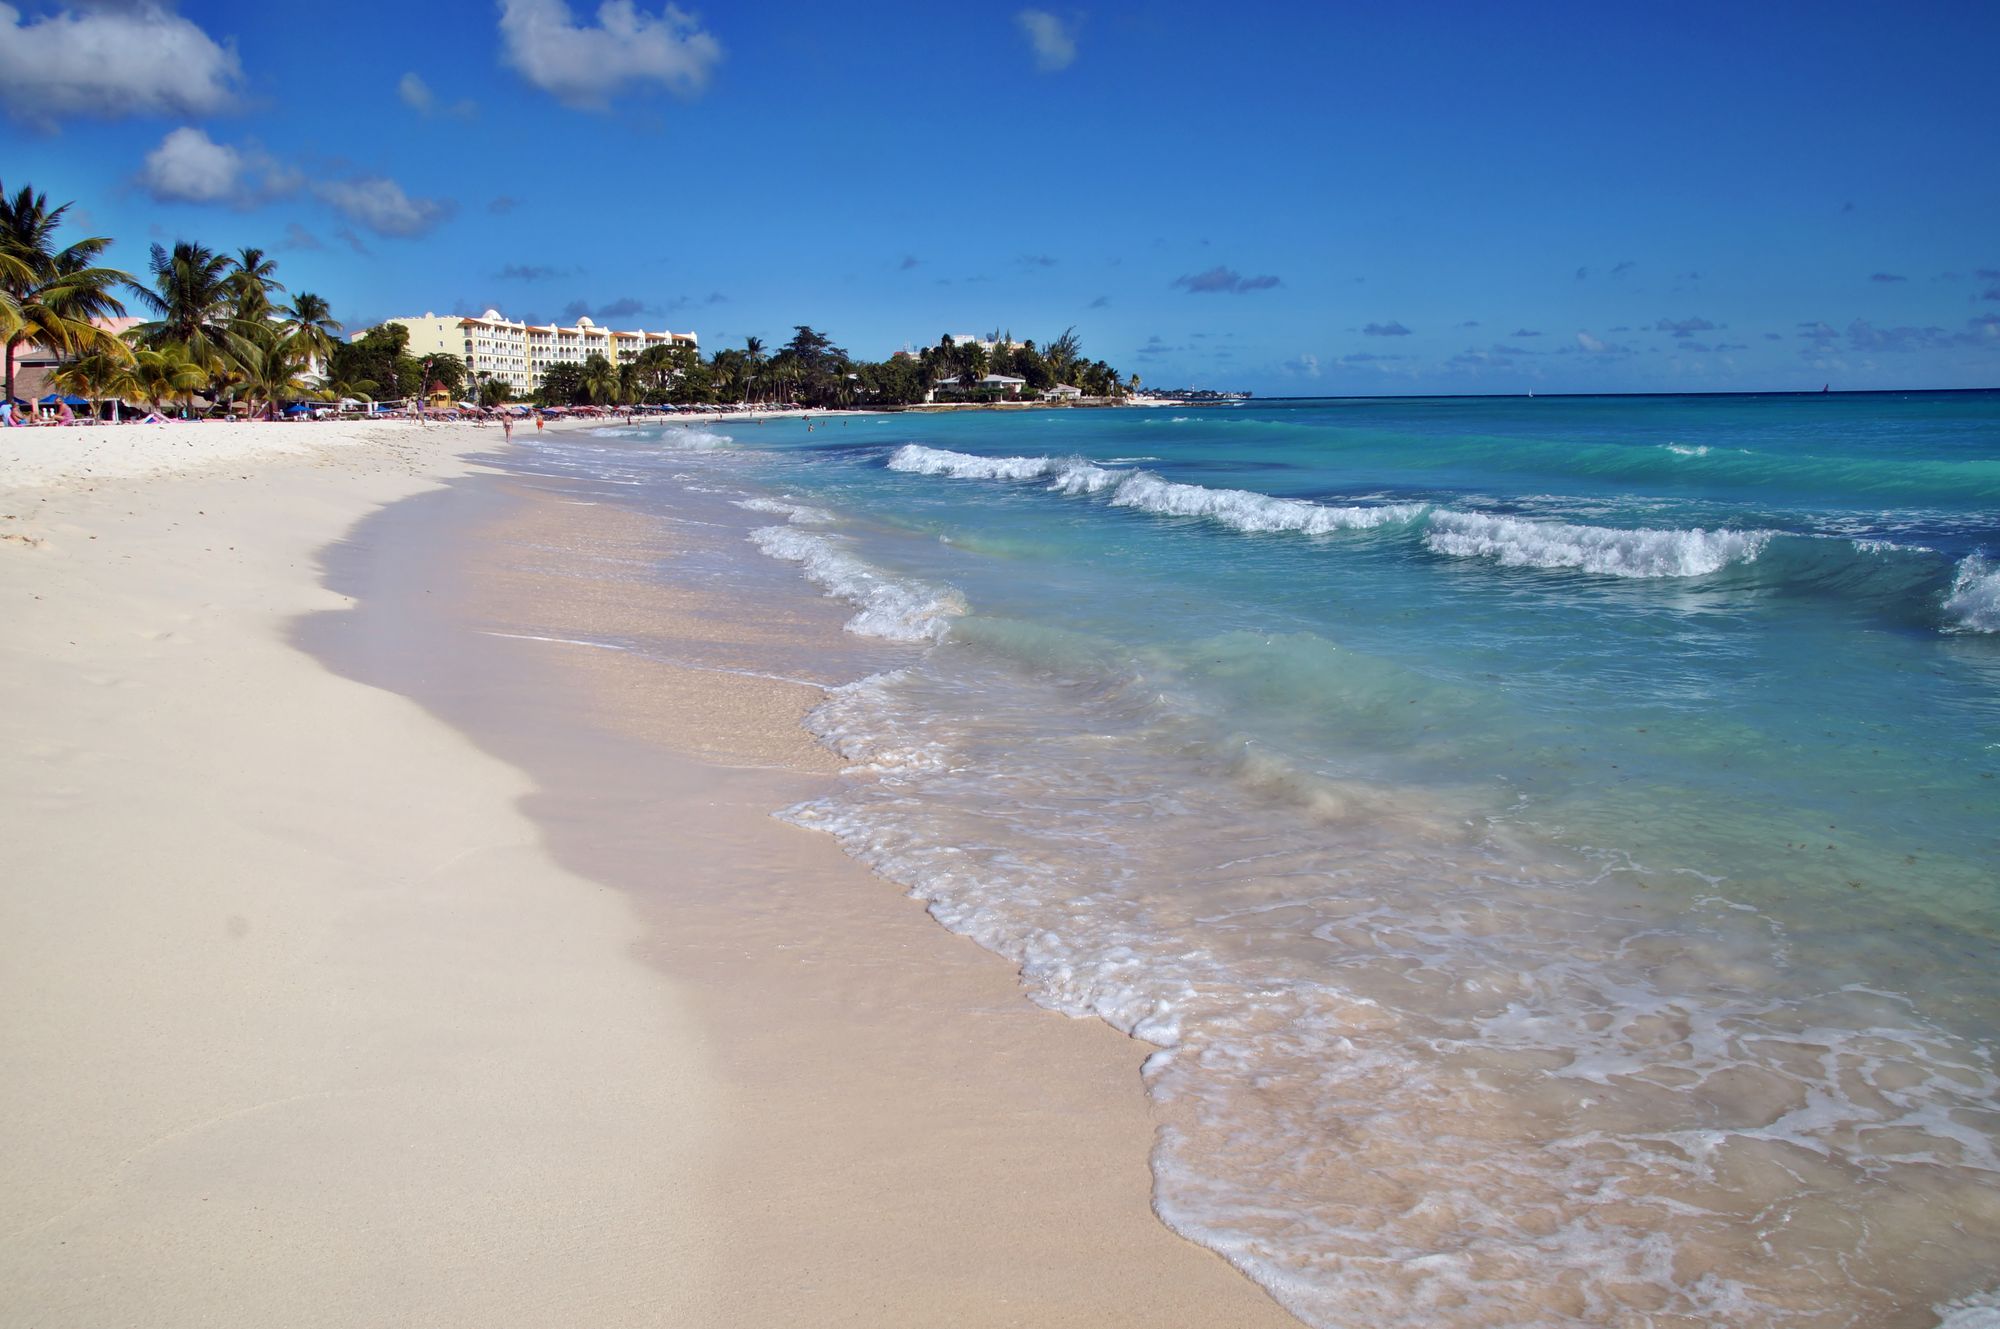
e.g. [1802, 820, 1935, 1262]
[534, 324, 1131, 410]
[3, 178, 348, 418]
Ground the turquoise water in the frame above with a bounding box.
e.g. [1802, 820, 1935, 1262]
[527, 394, 2000, 1327]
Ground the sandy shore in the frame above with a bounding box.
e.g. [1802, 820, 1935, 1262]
[0, 419, 1298, 1325]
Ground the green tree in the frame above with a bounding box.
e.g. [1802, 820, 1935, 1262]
[128, 240, 237, 373]
[227, 322, 317, 416]
[330, 324, 408, 400]
[743, 335, 764, 401]
[1044, 326, 1083, 386]
[418, 352, 466, 398]
[52, 348, 136, 416]
[279, 292, 342, 374]
[579, 353, 618, 404]
[226, 246, 286, 322]
[0, 181, 131, 404]
[477, 375, 513, 408]
[128, 344, 209, 416]
[538, 361, 586, 406]
[956, 341, 989, 387]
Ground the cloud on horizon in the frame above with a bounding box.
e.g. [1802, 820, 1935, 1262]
[0, 1, 241, 127]
[1869, 272, 1907, 283]
[1015, 9, 1077, 72]
[1362, 321, 1412, 336]
[1173, 266, 1280, 294]
[498, 0, 723, 111]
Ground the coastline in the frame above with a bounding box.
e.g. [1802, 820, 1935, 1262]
[0, 419, 1298, 1323]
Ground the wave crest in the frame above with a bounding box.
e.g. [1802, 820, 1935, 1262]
[1943, 554, 2000, 633]
[1424, 512, 1773, 578]
[748, 526, 964, 641]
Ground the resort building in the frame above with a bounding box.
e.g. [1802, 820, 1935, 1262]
[372, 309, 698, 396]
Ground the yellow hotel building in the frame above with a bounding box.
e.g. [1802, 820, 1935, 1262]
[373, 309, 699, 396]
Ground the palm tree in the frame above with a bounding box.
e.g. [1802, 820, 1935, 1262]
[227, 246, 286, 322]
[1, 181, 131, 405]
[53, 348, 138, 418]
[278, 292, 342, 378]
[580, 353, 618, 405]
[127, 241, 236, 369]
[1045, 326, 1083, 386]
[957, 341, 989, 388]
[226, 321, 316, 417]
[128, 344, 209, 416]
[743, 335, 764, 402]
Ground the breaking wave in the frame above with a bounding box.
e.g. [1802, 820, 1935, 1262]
[1423, 511, 1775, 577]
[1942, 554, 2000, 632]
[888, 444, 1773, 576]
[747, 526, 965, 641]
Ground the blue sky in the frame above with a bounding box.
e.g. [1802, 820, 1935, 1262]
[6, 0, 1998, 394]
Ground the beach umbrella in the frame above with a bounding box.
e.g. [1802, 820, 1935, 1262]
[40, 393, 92, 407]
[283, 403, 312, 415]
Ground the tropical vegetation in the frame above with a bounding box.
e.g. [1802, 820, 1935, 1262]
[528, 324, 1133, 409]
[5, 176, 1134, 418]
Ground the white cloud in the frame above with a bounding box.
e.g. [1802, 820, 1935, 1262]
[399, 70, 476, 118]
[1576, 331, 1606, 353]
[314, 176, 455, 238]
[497, 0, 722, 111]
[1016, 9, 1077, 72]
[138, 126, 299, 207]
[140, 126, 242, 203]
[0, 1, 240, 126]
[398, 71, 434, 112]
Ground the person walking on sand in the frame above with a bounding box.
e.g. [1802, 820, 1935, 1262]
[534, 412, 545, 432]
[502, 413, 514, 441]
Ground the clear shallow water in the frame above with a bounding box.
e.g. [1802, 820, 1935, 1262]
[524, 396, 1999, 1327]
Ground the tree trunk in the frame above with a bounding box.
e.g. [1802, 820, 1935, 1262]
[4, 336, 17, 406]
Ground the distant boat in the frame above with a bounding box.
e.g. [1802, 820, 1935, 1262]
[1527, 390, 1534, 398]
[1822, 384, 1830, 393]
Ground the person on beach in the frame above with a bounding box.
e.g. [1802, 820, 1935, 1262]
[534, 413, 544, 432]
[502, 413, 514, 441]
[57, 401, 75, 426]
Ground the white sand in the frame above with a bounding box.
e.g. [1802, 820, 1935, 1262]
[0, 420, 719, 1326]
[0, 416, 1299, 1327]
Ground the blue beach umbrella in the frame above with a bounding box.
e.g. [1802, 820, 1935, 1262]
[283, 402, 312, 415]
[39, 393, 92, 407]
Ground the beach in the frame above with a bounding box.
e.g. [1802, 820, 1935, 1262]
[0, 417, 1297, 1326]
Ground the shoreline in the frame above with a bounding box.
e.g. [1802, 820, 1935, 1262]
[0, 417, 1299, 1322]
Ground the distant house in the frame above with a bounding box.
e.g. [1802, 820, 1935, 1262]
[980, 374, 1026, 395]
[1045, 383, 1083, 400]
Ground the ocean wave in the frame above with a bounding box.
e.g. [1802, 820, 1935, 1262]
[748, 526, 965, 641]
[732, 496, 835, 525]
[1108, 471, 1429, 533]
[888, 444, 1426, 533]
[887, 443, 1060, 481]
[1942, 554, 2000, 632]
[661, 426, 733, 450]
[1424, 511, 1774, 577]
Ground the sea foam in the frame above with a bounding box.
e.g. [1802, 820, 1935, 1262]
[1423, 511, 1773, 577]
[1943, 554, 2000, 632]
[748, 526, 964, 641]
[887, 444, 1427, 534]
